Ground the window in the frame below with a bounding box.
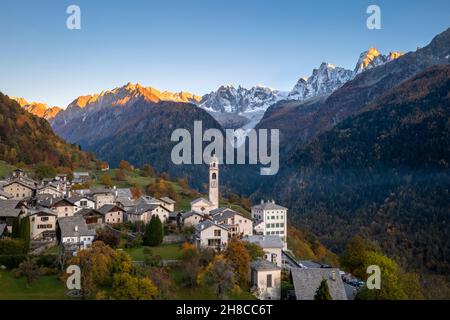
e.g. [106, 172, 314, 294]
[214, 229, 221, 237]
[212, 172, 217, 180]
[41, 217, 49, 222]
[267, 274, 272, 288]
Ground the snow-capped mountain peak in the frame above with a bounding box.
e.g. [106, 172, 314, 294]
[288, 62, 354, 101]
[354, 48, 403, 74]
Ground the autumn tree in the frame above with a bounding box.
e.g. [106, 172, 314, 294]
[244, 242, 265, 261]
[177, 178, 188, 189]
[96, 229, 120, 248]
[340, 236, 369, 279]
[100, 174, 113, 187]
[181, 242, 201, 287]
[141, 164, 155, 177]
[14, 258, 41, 285]
[225, 238, 251, 287]
[314, 279, 332, 300]
[68, 241, 117, 298]
[110, 273, 158, 300]
[119, 160, 132, 171]
[115, 169, 126, 181]
[131, 187, 142, 199]
[149, 267, 173, 300]
[35, 163, 56, 180]
[198, 255, 236, 300]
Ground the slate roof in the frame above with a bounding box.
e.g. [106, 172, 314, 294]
[68, 195, 93, 203]
[209, 207, 228, 216]
[251, 201, 287, 211]
[97, 204, 124, 214]
[0, 190, 13, 199]
[115, 188, 132, 198]
[28, 207, 57, 217]
[116, 197, 137, 208]
[58, 215, 96, 238]
[190, 197, 213, 206]
[250, 259, 281, 271]
[291, 268, 348, 300]
[126, 203, 160, 216]
[298, 260, 325, 269]
[194, 220, 228, 233]
[212, 209, 248, 224]
[76, 208, 103, 217]
[3, 178, 36, 190]
[160, 197, 176, 204]
[182, 211, 205, 219]
[0, 200, 24, 218]
[244, 235, 284, 249]
[40, 197, 75, 208]
[90, 188, 114, 195]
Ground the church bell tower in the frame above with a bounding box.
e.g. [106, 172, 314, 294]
[209, 155, 219, 209]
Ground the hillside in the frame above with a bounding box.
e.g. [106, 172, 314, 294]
[0, 93, 92, 169]
[254, 66, 450, 279]
[257, 28, 450, 158]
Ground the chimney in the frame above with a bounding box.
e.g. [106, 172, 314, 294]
[331, 271, 336, 281]
[261, 200, 264, 204]
[75, 225, 78, 232]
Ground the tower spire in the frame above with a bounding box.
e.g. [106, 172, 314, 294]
[209, 154, 219, 209]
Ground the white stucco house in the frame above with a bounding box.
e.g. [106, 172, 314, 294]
[250, 260, 281, 300]
[57, 215, 96, 254]
[193, 220, 228, 251]
[211, 208, 253, 237]
[244, 235, 284, 267]
[251, 200, 288, 249]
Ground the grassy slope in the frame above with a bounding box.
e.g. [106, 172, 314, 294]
[0, 270, 70, 300]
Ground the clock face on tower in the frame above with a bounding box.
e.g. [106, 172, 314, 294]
[211, 181, 217, 188]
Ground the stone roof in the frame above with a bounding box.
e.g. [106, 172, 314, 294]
[0, 190, 13, 199]
[126, 203, 160, 216]
[137, 196, 162, 206]
[115, 188, 132, 198]
[58, 215, 96, 238]
[76, 208, 103, 217]
[4, 178, 36, 190]
[190, 197, 213, 206]
[250, 259, 281, 271]
[194, 220, 228, 233]
[298, 260, 327, 269]
[209, 207, 228, 216]
[182, 211, 205, 219]
[251, 201, 287, 211]
[244, 235, 284, 249]
[160, 196, 176, 204]
[97, 204, 124, 214]
[28, 207, 57, 217]
[291, 268, 348, 300]
[90, 188, 114, 195]
[116, 197, 136, 208]
[68, 195, 93, 203]
[0, 200, 24, 218]
[40, 197, 75, 208]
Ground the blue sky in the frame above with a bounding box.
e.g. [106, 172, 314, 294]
[1, 0, 449, 107]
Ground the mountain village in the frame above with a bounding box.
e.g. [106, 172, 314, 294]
[0, 156, 359, 300]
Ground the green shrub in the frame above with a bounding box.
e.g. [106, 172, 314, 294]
[0, 254, 28, 269]
[0, 238, 27, 255]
